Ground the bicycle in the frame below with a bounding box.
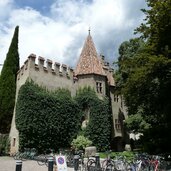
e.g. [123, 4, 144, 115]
[101, 150, 114, 171]
[13, 148, 37, 161]
[77, 150, 88, 171]
[124, 153, 150, 171]
[36, 149, 55, 167]
[101, 151, 126, 171]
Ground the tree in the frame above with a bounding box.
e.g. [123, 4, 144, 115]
[135, 0, 171, 57]
[115, 0, 171, 152]
[0, 26, 20, 133]
[115, 38, 145, 87]
[117, 44, 171, 153]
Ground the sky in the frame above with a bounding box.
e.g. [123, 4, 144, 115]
[0, 0, 147, 71]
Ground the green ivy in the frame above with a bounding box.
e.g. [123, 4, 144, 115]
[16, 81, 81, 152]
[16, 83, 112, 153]
[75, 87, 112, 151]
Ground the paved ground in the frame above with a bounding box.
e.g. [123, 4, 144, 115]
[0, 156, 74, 171]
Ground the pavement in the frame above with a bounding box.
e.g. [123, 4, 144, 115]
[0, 156, 74, 171]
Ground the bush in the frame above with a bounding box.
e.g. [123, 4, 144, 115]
[0, 134, 9, 155]
[71, 135, 92, 150]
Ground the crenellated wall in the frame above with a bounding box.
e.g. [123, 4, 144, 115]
[16, 54, 75, 94]
[18, 54, 73, 80]
[9, 54, 76, 154]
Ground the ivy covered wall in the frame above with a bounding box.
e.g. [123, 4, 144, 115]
[16, 81, 112, 152]
[75, 87, 112, 151]
[16, 81, 81, 152]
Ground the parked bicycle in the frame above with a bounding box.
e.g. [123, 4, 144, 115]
[36, 148, 55, 167]
[13, 148, 37, 161]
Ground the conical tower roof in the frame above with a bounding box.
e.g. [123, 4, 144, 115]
[75, 32, 105, 76]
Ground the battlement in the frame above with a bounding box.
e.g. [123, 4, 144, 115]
[17, 54, 74, 81]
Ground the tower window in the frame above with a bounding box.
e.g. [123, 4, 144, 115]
[115, 119, 121, 130]
[114, 95, 119, 102]
[96, 82, 102, 93]
[13, 138, 16, 147]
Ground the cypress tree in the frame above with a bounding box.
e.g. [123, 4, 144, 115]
[0, 26, 20, 133]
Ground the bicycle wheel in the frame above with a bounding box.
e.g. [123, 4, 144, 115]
[101, 159, 108, 171]
[139, 162, 149, 171]
[19, 151, 28, 161]
[37, 155, 46, 166]
[105, 163, 115, 171]
[87, 159, 96, 171]
[66, 154, 74, 167]
[13, 152, 20, 160]
[79, 161, 87, 171]
[125, 163, 133, 171]
[148, 164, 155, 171]
[115, 160, 128, 171]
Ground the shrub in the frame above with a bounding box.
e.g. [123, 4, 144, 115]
[71, 135, 92, 150]
[0, 134, 9, 155]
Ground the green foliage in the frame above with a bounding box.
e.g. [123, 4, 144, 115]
[71, 135, 92, 150]
[0, 134, 9, 155]
[116, 1, 171, 153]
[99, 151, 135, 161]
[118, 44, 171, 153]
[124, 114, 151, 133]
[0, 26, 20, 133]
[115, 38, 145, 88]
[16, 81, 81, 152]
[135, 0, 171, 57]
[75, 87, 112, 151]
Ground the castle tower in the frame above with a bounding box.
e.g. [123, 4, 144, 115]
[75, 31, 107, 98]
[75, 31, 105, 76]
[75, 31, 128, 151]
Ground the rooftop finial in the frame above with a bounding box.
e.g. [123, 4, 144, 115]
[88, 27, 91, 35]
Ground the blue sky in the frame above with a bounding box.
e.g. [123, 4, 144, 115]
[0, 0, 147, 71]
[14, 0, 53, 14]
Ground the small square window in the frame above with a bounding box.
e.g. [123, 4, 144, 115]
[96, 82, 102, 94]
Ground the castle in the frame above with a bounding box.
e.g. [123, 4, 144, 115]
[9, 32, 128, 153]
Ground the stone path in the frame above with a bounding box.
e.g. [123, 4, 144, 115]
[0, 156, 74, 171]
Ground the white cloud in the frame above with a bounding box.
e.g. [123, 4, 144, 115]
[0, 0, 13, 21]
[0, 0, 146, 72]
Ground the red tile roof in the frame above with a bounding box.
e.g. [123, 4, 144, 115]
[75, 33, 105, 76]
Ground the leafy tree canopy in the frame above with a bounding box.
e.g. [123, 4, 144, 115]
[135, 0, 171, 57]
[115, 0, 171, 153]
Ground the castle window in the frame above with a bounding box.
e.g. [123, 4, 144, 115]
[114, 95, 119, 102]
[115, 119, 121, 130]
[13, 138, 16, 147]
[96, 82, 102, 93]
